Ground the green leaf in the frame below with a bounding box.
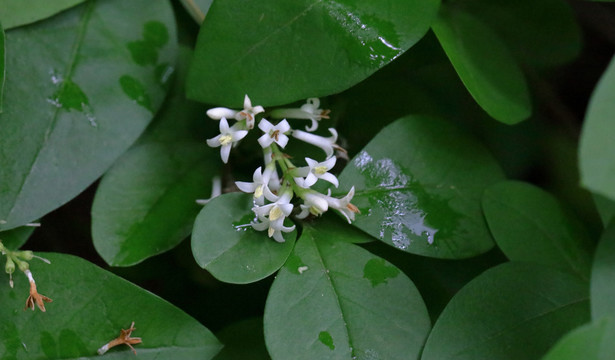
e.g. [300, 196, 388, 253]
[92, 142, 216, 266]
[449, 0, 581, 67]
[0, 226, 35, 250]
[213, 318, 270, 360]
[541, 317, 615, 360]
[0, 253, 222, 359]
[421, 262, 590, 360]
[191, 192, 296, 284]
[593, 193, 615, 227]
[0, 0, 86, 29]
[482, 180, 594, 279]
[264, 226, 431, 360]
[0, 0, 177, 231]
[136, 46, 212, 145]
[432, 5, 531, 124]
[0, 21, 4, 112]
[186, 0, 441, 107]
[591, 223, 615, 320]
[579, 55, 615, 202]
[336, 115, 504, 258]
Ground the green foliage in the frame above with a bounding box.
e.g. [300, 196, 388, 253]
[580, 55, 615, 202]
[186, 0, 441, 107]
[192, 193, 296, 284]
[541, 317, 615, 360]
[483, 180, 594, 279]
[422, 262, 590, 360]
[337, 115, 504, 258]
[0, 226, 35, 250]
[0, 21, 4, 112]
[0, 253, 221, 359]
[1, 0, 613, 358]
[591, 223, 615, 320]
[264, 226, 430, 360]
[0, 0, 177, 231]
[0, 0, 86, 29]
[432, 5, 531, 124]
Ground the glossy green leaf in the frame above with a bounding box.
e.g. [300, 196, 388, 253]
[541, 317, 615, 360]
[450, 0, 581, 67]
[0, 253, 222, 359]
[0, 226, 35, 250]
[336, 115, 504, 258]
[580, 56, 615, 202]
[186, 0, 440, 107]
[0, 0, 177, 231]
[192, 192, 296, 284]
[482, 180, 593, 279]
[590, 223, 615, 320]
[264, 226, 431, 360]
[0, 0, 86, 29]
[432, 5, 531, 124]
[92, 142, 215, 266]
[422, 262, 590, 360]
[213, 318, 270, 360]
[593, 194, 615, 227]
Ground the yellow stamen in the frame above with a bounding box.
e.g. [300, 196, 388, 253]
[219, 134, 233, 146]
[254, 185, 263, 199]
[269, 206, 283, 221]
[314, 165, 328, 175]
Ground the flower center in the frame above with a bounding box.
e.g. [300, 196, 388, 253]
[219, 134, 233, 146]
[269, 205, 283, 221]
[270, 129, 280, 141]
[314, 165, 328, 175]
[254, 185, 264, 199]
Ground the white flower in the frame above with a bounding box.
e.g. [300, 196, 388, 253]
[294, 156, 338, 188]
[326, 186, 359, 224]
[251, 191, 295, 242]
[235, 166, 278, 205]
[206, 117, 248, 163]
[292, 128, 339, 158]
[271, 98, 330, 132]
[257, 119, 291, 149]
[236, 94, 265, 129]
[206, 107, 238, 120]
[206, 94, 264, 129]
[296, 191, 329, 219]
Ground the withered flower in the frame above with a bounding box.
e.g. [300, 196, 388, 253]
[97, 321, 142, 355]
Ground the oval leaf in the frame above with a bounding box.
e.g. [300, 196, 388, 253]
[92, 142, 215, 266]
[541, 317, 615, 360]
[482, 180, 593, 279]
[264, 226, 431, 360]
[422, 262, 590, 360]
[0, 0, 177, 231]
[590, 223, 615, 320]
[0, 0, 86, 29]
[579, 55, 615, 201]
[432, 5, 531, 124]
[336, 115, 504, 258]
[191, 192, 296, 284]
[0, 253, 222, 359]
[186, 0, 440, 107]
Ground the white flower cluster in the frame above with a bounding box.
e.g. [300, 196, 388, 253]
[205, 95, 359, 242]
